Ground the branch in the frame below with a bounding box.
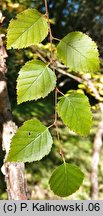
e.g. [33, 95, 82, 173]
[44, 0, 53, 54]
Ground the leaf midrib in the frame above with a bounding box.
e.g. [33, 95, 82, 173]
[62, 40, 97, 63]
[18, 65, 48, 99]
[63, 96, 81, 129]
[10, 15, 43, 46]
[9, 128, 49, 159]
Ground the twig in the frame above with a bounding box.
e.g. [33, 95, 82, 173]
[44, 0, 53, 55]
[44, 0, 65, 161]
[54, 88, 65, 162]
[56, 88, 65, 96]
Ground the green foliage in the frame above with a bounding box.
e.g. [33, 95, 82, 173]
[17, 60, 56, 104]
[8, 103, 103, 200]
[49, 163, 84, 197]
[57, 92, 92, 136]
[7, 119, 53, 162]
[7, 9, 48, 49]
[6, 5, 100, 198]
[57, 31, 99, 73]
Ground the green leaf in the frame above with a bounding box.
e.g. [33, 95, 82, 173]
[57, 92, 92, 136]
[7, 119, 53, 162]
[57, 31, 99, 73]
[7, 8, 48, 49]
[17, 60, 56, 104]
[49, 163, 84, 197]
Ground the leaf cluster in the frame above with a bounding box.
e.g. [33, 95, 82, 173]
[6, 8, 100, 197]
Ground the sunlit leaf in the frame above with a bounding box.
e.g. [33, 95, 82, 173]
[49, 163, 84, 197]
[7, 119, 53, 162]
[57, 92, 92, 136]
[57, 31, 99, 73]
[7, 9, 48, 49]
[17, 60, 56, 104]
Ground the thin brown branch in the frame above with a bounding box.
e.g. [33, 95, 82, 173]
[44, 0, 53, 54]
[54, 88, 58, 124]
[52, 65, 82, 83]
[56, 88, 65, 96]
[54, 88, 65, 162]
[83, 75, 101, 101]
[43, 0, 65, 161]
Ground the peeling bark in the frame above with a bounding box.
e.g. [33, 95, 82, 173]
[0, 30, 27, 199]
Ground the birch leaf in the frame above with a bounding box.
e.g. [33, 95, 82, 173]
[17, 60, 56, 104]
[7, 119, 53, 162]
[57, 92, 92, 136]
[57, 31, 100, 73]
[7, 9, 48, 49]
[49, 163, 84, 197]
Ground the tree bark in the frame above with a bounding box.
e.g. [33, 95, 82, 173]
[90, 103, 103, 199]
[85, 78, 103, 199]
[0, 28, 27, 199]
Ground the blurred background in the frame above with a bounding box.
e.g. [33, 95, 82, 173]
[0, 0, 103, 200]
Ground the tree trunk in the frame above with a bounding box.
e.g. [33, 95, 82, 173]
[90, 103, 103, 199]
[0, 28, 27, 199]
[82, 76, 103, 199]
